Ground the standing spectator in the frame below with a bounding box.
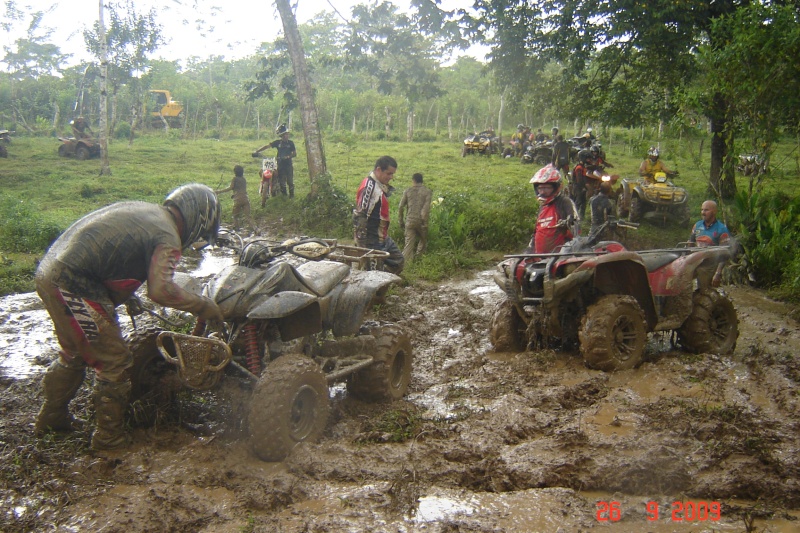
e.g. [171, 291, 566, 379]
[252, 124, 296, 198]
[690, 200, 731, 287]
[35, 184, 224, 450]
[353, 156, 405, 274]
[398, 173, 433, 263]
[551, 134, 571, 178]
[215, 165, 252, 230]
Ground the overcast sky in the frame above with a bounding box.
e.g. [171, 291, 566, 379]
[2, 0, 364, 67]
[3, 0, 483, 68]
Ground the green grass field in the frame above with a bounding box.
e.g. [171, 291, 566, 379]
[1, 132, 797, 294]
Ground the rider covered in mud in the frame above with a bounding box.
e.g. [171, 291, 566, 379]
[639, 146, 671, 181]
[353, 155, 405, 274]
[35, 184, 225, 450]
[70, 117, 93, 139]
[526, 164, 578, 255]
[215, 164, 252, 230]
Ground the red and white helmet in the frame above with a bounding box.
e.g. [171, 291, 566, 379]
[530, 164, 562, 199]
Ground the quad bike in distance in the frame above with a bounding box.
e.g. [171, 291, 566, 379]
[126, 230, 413, 462]
[0, 129, 12, 157]
[462, 132, 500, 157]
[57, 136, 101, 160]
[490, 221, 739, 371]
[617, 170, 689, 225]
[521, 140, 553, 165]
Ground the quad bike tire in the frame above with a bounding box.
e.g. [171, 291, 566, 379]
[127, 327, 179, 427]
[677, 289, 739, 355]
[248, 353, 330, 461]
[76, 145, 90, 161]
[461, 145, 468, 157]
[58, 144, 69, 157]
[489, 299, 526, 353]
[347, 324, 413, 402]
[0, 145, 6, 158]
[579, 295, 647, 371]
[629, 195, 643, 223]
[534, 154, 550, 166]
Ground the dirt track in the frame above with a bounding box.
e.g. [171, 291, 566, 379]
[1, 269, 799, 532]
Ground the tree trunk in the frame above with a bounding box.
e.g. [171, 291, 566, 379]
[406, 107, 413, 142]
[448, 116, 452, 141]
[98, 0, 111, 176]
[275, 0, 327, 186]
[385, 106, 391, 139]
[708, 93, 737, 199]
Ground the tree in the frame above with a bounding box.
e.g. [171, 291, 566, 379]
[340, 2, 445, 141]
[696, 2, 800, 195]
[98, 0, 110, 176]
[83, 0, 165, 136]
[453, 0, 751, 198]
[275, 0, 327, 185]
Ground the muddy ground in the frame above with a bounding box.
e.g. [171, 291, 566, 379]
[1, 264, 799, 532]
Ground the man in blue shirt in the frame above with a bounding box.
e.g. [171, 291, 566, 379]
[690, 200, 731, 287]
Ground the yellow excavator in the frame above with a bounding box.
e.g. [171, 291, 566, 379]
[148, 90, 184, 128]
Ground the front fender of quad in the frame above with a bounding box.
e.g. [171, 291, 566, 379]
[325, 270, 401, 337]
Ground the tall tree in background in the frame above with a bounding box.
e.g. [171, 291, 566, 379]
[458, 0, 749, 198]
[84, 0, 165, 136]
[98, 0, 110, 176]
[341, 2, 445, 141]
[275, 0, 327, 185]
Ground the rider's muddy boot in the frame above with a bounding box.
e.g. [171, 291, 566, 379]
[35, 359, 86, 434]
[91, 380, 131, 451]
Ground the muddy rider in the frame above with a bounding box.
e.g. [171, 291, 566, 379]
[398, 172, 433, 263]
[353, 156, 405, 274]
[70, 117, 93, 140]
[35, 184, 224, 450]
[215, 164, 252, 230]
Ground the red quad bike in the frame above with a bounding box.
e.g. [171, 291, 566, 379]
[125, 230, 413, 461]
[490, 221, 739, 371]
[57, 136, 101, 160]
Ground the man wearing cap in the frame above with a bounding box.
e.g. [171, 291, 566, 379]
[253, 124, 296, 198]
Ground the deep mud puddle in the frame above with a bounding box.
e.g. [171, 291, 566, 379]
[1, 265, 799, 532]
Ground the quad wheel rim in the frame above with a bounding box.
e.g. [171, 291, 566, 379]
[289, 385, 321, 441]
[612, 315, 640, 362]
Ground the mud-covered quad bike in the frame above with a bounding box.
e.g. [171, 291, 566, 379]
[57, 136, 102, 160]
[490, 221, 739, 371]
[126, 231, 413, 461]
[736, 154, 768, 177]
[0, 129, 12, 158]
[462, 133, 499, 157]
[521, 141, 553, 165]
[617, 171, 689, 225]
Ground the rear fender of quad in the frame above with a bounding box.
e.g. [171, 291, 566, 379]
[566, 254, 658, 330]
[323, 270, 401, 337]
[249, 292, 322, 341]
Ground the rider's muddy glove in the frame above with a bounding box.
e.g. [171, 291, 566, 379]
[188, 297, 225, 322]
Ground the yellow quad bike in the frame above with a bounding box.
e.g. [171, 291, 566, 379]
[461, 132, 499, 157]
[618, 171, 689, 226]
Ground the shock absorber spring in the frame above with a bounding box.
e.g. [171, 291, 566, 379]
[191, 318, 206, 336]
[243, 324, 261, 375]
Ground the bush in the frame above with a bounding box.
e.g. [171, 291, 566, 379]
[115, 122, 132, 139]
[732, 190, 800, 295]
[297, 174, 352, 238]
[0, 196, 62, 253]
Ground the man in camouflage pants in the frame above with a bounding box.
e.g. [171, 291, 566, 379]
[398, 173, 433, 263]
